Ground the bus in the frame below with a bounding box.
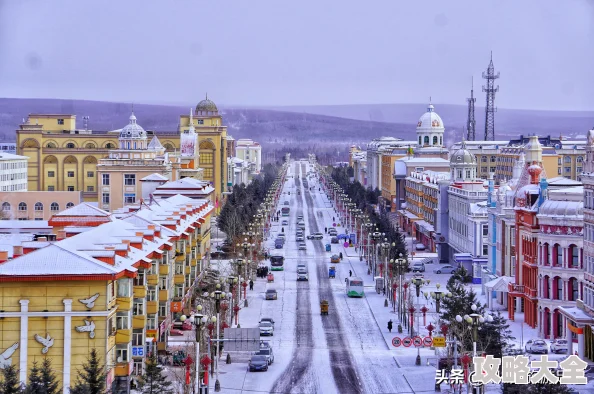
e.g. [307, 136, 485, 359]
[346, 277, 364, 297]
[281, 207, 290, 216]
[270, 255, 285, 271]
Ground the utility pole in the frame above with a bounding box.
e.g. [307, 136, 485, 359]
[482, 52, 500, 141]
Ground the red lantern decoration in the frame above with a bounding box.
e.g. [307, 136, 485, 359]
[408, 306, 416, 328]
[426, 323, 435, 337]
[242, 281, 248, 298]
[461, 354, 472, 383]
[220, 302, 229, 312]
[184, 356, 194, 385]
[207, 323, 214, 337]
[222, 322, 230, 329]
[420, 306, 428, 326]
[200, 355, 212, 385]
[440, 323, 449, 337]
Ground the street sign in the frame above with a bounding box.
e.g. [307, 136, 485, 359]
[391, 337, 402, 347]
[413, 336, 423, 348]
[423, 336, 433, 347]
[402, 337, 412, 347]
[432, 336, 446, 347]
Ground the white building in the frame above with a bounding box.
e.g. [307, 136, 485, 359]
[447, 142, 490, 282]
[235, 139, 262, 175]
[0, 152, 29, 192]
[416, 103, 445, 148]
[366, 137, 404, 191]
[227, 157, 251, 186]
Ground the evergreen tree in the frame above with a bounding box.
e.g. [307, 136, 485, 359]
[69, 349, 106, 394]
[0, 365, 22, 394]
[24, 361, 42, 394]
[139, 354, 173, 394]
[39, 358, 59, 394]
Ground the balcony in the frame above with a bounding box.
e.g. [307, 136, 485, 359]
[190, 258, 198, 267]
[159, 289, 169, 301]
[175, 254, 186, 263]
[115, 328, 132, 344]
[133, 315, 147, 329]
[174, 274, 185, 285]
[159, 265, 170, 275]
[133, 285, 147, 298]
[192, 239, 198, 247]
[185, 266, 191, 275]
[114, 361, 132, 377]
[116, 297, 132, 311]
[147, 301, 158, 314]
[147, 274, 158, 286]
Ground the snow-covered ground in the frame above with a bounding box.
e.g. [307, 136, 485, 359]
[173, 161, 594, 394]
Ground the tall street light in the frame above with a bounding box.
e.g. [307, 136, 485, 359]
[211, 287, 226, 392]
[180, 306, 207, 393]
[411, 277, 429, 366]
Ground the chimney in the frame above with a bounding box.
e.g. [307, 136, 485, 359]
[105, 246, 116, 250]
[37, 237, 47, 242]
[0, 250, 8, 263]
[148, 224, 155, 230]
[135, 232, 144, 237]
[13, 245, 23, 258]
[57, 230, 67, 240]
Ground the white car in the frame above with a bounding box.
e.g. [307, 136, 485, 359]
[298, 242, 307, 250]
[525, 339, 548, 354]
[297, 269, 309, 281]
[259, 321, 274, 336]
[550, 339, 568, 354]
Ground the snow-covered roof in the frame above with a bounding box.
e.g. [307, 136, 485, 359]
[141, 173, 169, 182]
[52, 202, 111, 218]
[0, 152, 29, 161]
[0, 233, 34, 257]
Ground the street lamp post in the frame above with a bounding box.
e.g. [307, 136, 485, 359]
[181, 307, 208, 393]
[212, 288, 226, 392]
[411, 277, 429, 366]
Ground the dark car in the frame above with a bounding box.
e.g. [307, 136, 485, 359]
[248, 355, 269, 372]
[330, 236, 339, 244]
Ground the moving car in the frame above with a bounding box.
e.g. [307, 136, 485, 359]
[433, 265, 457, 274]
[274, 240, 284, 249]
[307, 233, 324, 240]
[297, 215, 304, 220]
[259, 317, 275, 327]
[298, 242, 307, 250]
[283, 201, 290, 206]
[256, 348, 275, 364]
[277, 233, 286, 240]
[296, 235, 305, 242]
[297, 268, 309, 281]
[330, 254, 340, 264]
[266, 289, 278, 300]
[282, 220, 289, 225]
[297, 221, 306, 230]
[248, 355, 269, 372]
[415, 243, 426, 251]
[297, 263, 307, 271]
[330, 236, 339, 244]
[259, 321, 274, 336]
[525, 339, 548, 354]
[412, 263, 425, 273]
[550, 339, 568, 354]
[328, 229, 338, 236]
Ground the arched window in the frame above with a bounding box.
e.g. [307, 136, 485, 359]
[66, 143, 75, 149]
[66, 202, 74, 208]
[85, 143, 96, 149]
[555, 277, 563, 300]
[432, 136, 438, 145]
[18, 202, 27, 211]
[106, 143, 115, 149]
[543, 243, 550, 265]
[564, 156, 571, 163]
[423, 136, 429, 145]
[544, 276, 550, 298]
[577, 156, 584, 163]
[569, 278, 579, 301]
[2, 202, 10, 211]
[570, 245, 579, 267]
[50, 202, 60, 212]
[34, 202, 43, 211]
[553, 244, 562, 266]
[46, 142, 57, 148]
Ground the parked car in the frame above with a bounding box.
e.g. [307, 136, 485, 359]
[412, 263, 425, 273]
[525, 339, 548, 354]
[256, 348, 275, 364]
[248, 355, 269, 372]
[433, 265, 457, 274]
[298, 242, 307, 250]
[330, 236, 339, 244]
[307, 233, 324, 240]
[274, 241, 283, 249]
[412, 273, 424, 280]
[297, 268, 309, 281]
[550, 339, 568, 354]
[282, 220, 289, 225]
[259, 321, 274, 336]
[277, 233, 286, 240]
[328, 228, 338, 236]
[266, 289, 278, 300]
[415, 243, 426, 251]
[297, 215, 303, 220]
[259, 317, 275, 327]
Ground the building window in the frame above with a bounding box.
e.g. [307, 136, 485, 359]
[482, 244, 488, 256]
[66, 202, 74, 208]
[133, 299, 145, 316]
[116, 344, 130, 363]
[66, 143, 75, 149]
[158, 277, 167, 290]
[481, 166, 487, 173]
[565, 167, 571, 173]
[555, 277, 563, 300]
[132, 330, 144, 347]
[571, 245, 579, 267]
[481, 156, 487, 163]
[50, 202, 59, 211]
[159, 303, 167, 316]
[564, 156, 572, 163]
[34, 202, 43, 211]
[102, 174, 110, 186]
[147, 315, 157, 330]
[124, 193, 136, 204]
[57, 119, 64, 125]
[48, 171, 55, 177]
[18, 202, 27, 212]
[558, 168, 562, 175]
[204, 168, 213, 178]
[577, 166, 583, 173]
[147, 287, 157, 302]
[490, 156, 496, 162]
[482, 225, 488, 237]
[489, 167, 496, 173]
[116, 311, 131, 330]
[558, 158, 562, 165]
[87, 171, 94, 178]
[67, 186, 74, 191]
[87, 186, 94, 192]
[570, 278, 579, 301]
[577, 156, 584, 163]
[67, 171, 74, 178]
[117, 278, 132, 297]
[197, 119, 204, 125]
[102, 193, 110, 205]
[47, 186, 55, 191]
[199, 153, 214, 165]
[2, 202, 10, 211]
[124, 174, 136, 186]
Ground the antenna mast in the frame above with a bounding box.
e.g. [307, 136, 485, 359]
[466, 77, 476, 141]
[482, 52, 500, 141]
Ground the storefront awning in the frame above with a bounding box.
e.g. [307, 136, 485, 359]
[415, 220, 434, 233]
[397, 210, 419, 220]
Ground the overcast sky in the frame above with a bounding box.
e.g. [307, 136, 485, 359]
[0, 0, 592, 111]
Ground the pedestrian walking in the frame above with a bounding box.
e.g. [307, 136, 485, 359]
[387, 320, 393, 333]
[339, 252, 343, 260]
[332, 216, 335, 222]
[249, 279, 254, 290]
[325, 227, 327, 233]
[349, 270, 352, 277]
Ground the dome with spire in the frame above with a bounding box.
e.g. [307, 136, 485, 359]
[196, 94, 218, 114]
[119, 113, 146, 140]
[416, 103, 444, 130]
[450, 140, 476, 166]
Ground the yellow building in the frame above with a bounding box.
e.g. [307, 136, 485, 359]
[16, 97, 230, 205]
[381, 152, 406, 212]
[0, 194, 213, 393]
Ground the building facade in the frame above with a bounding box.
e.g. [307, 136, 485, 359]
[0, 191, 83, 221]
[235, 139, 262, 177]
[0, 152, 29, 192]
